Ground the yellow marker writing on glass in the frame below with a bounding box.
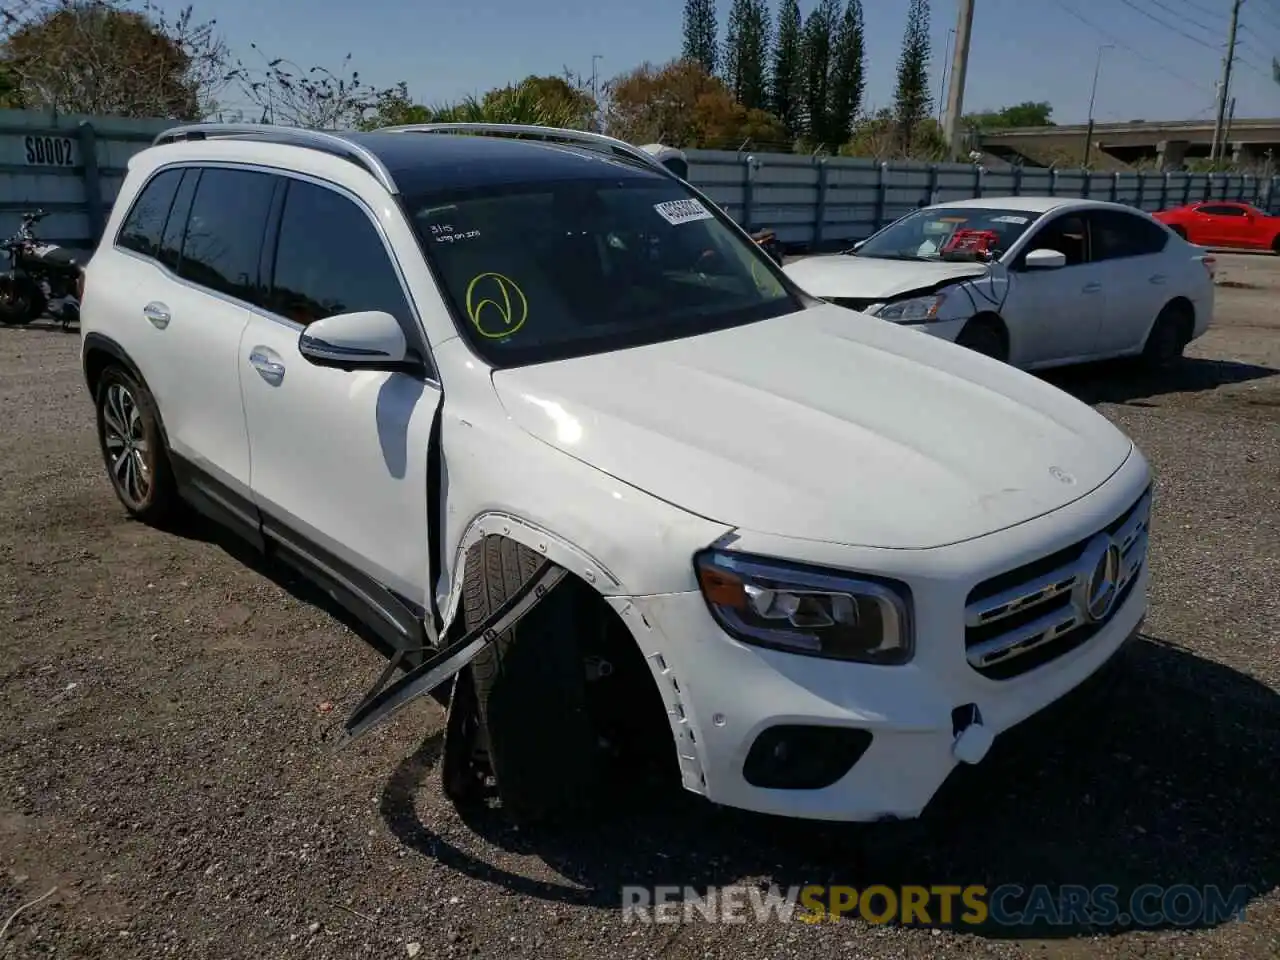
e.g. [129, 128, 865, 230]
[465, 272, 528, 339]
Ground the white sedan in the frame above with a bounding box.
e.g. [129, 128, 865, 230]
[783, 196, 1216, 369]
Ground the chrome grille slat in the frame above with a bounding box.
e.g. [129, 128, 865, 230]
[965, 492, 1151, 676]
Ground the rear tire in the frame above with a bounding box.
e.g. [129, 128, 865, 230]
[1141, 301, 1192, 369]
[94, 365, 180, 525]
[457, 536, 605, 825]
[955, 317, 1008, 362]
[0, 275, 45, 325]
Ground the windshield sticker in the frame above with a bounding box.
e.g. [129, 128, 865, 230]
[654, 198, 714, 226]
[989, 215, 1029, 225]
[429, 223, 481, 244]
[937, 216, 969, 223]
[465, 272, 528, 339]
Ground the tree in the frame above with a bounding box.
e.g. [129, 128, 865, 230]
[770, 0, 802, 137]
[827, 0, 865, 147]
[682, 0, 718, 75]
[359, 82, 430, 129]
[799, 0, 839, 145]
[358, 75, 597, 133]
[605, 57, 786, 149]
[964, 100, 1054, 130]
[723, 0, 769, 111]
[1, 0, 228, 118]
[229, 47, 392, 128]
[892, 0, 932, 154]
[483, 73, 598, 129]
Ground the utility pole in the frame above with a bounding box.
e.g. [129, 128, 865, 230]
[937, 28, 956, 124]
[942, 0, 975, 160]
[1210, 0, 1243, 164]
[1083, 44, 1114, 168]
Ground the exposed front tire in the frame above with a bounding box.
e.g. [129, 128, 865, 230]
[455, 536, 606, 825]
[0, 275, 45, 325]
[95, 365, 180, 525]
[955, 317, 1008, 363]
[1271, 235, 1280, 255]
[1141, 301, 1192, 369]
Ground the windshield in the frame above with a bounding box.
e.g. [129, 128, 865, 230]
[853, 206, 1043, 262]
[408, 177, 801, 367]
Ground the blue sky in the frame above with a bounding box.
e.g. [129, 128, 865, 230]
[205, 0, 1280, 125]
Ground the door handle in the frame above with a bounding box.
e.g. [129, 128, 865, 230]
[1149, 274, 1167, 285]
[1082, 282, 1102, 294]
[143, 301, 170, 329]
[248, 348, 286, 385]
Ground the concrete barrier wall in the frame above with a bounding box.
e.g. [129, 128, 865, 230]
[683, 149, 1280, 251]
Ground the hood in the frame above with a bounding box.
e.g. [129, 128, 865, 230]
[490, 304, 1133, 551]
[783, 254, 988, 301]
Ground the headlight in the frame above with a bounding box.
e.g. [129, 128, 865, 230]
[873, 292, 946, 323]
[693, 550, 913, 664]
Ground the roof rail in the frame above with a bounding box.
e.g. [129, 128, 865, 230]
[375, 123, 676, 178]
[152, 123, 400, 195]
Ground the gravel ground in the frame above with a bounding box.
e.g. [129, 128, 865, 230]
[1, 254, 1277, 959]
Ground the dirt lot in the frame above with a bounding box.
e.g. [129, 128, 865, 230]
[1, 254, 1277, 959]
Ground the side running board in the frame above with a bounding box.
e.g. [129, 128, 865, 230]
[338, 562, 566, 745]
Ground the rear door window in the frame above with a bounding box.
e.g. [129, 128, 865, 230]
[177, 167, 277, 305]
[1089, 209, 1170, 261]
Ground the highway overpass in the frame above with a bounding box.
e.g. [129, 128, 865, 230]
[980, 117, 1280, 170]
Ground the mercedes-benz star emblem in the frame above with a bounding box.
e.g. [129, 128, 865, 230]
[1049, 465, 1076, 485]
[1075, 533, 1123, 622]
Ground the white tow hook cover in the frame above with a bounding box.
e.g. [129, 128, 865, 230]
[952, 722, 995, 765]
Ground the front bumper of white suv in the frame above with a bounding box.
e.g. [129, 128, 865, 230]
[621, 448, 1152, 822]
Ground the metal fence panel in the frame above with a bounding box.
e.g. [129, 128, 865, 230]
[683, 148, 1280, 251]
[0, 108, 171, 250]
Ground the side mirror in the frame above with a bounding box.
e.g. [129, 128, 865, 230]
[1024, 248, 1067, 270]
[298, 310, 422, 374]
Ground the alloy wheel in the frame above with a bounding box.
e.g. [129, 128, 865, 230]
[101, 382, 152, 507]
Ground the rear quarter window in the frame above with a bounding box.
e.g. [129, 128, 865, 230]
[116, 168, 183, 260]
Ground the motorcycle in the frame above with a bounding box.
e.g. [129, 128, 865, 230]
[751, 228, 784, 265]
[0, 210, 87, 330]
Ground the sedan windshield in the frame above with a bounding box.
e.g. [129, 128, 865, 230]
[407, 176, 801, 367]
[853, 206, 1043, 262]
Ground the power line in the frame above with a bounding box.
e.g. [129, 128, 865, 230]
[1119, 0, 1272, 79]
[1115, 0, 1224, 53]
[1044, 0, 1217, 93]
[1140, 0, 1223, 38]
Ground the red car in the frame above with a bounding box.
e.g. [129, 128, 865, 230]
[1152, 200, 1280, 253]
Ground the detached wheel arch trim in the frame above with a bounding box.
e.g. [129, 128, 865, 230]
[438, 511, 623, 635]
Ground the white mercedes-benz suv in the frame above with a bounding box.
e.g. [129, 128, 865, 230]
[79, 123, 1151, 826]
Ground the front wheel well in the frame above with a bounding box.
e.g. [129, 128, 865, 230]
[452, 535, 680, 817]
[957, 311, 1010, 360]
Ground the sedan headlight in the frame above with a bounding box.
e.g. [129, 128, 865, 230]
[693, 550, 913, 664]
[873, 292, 946, 323]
